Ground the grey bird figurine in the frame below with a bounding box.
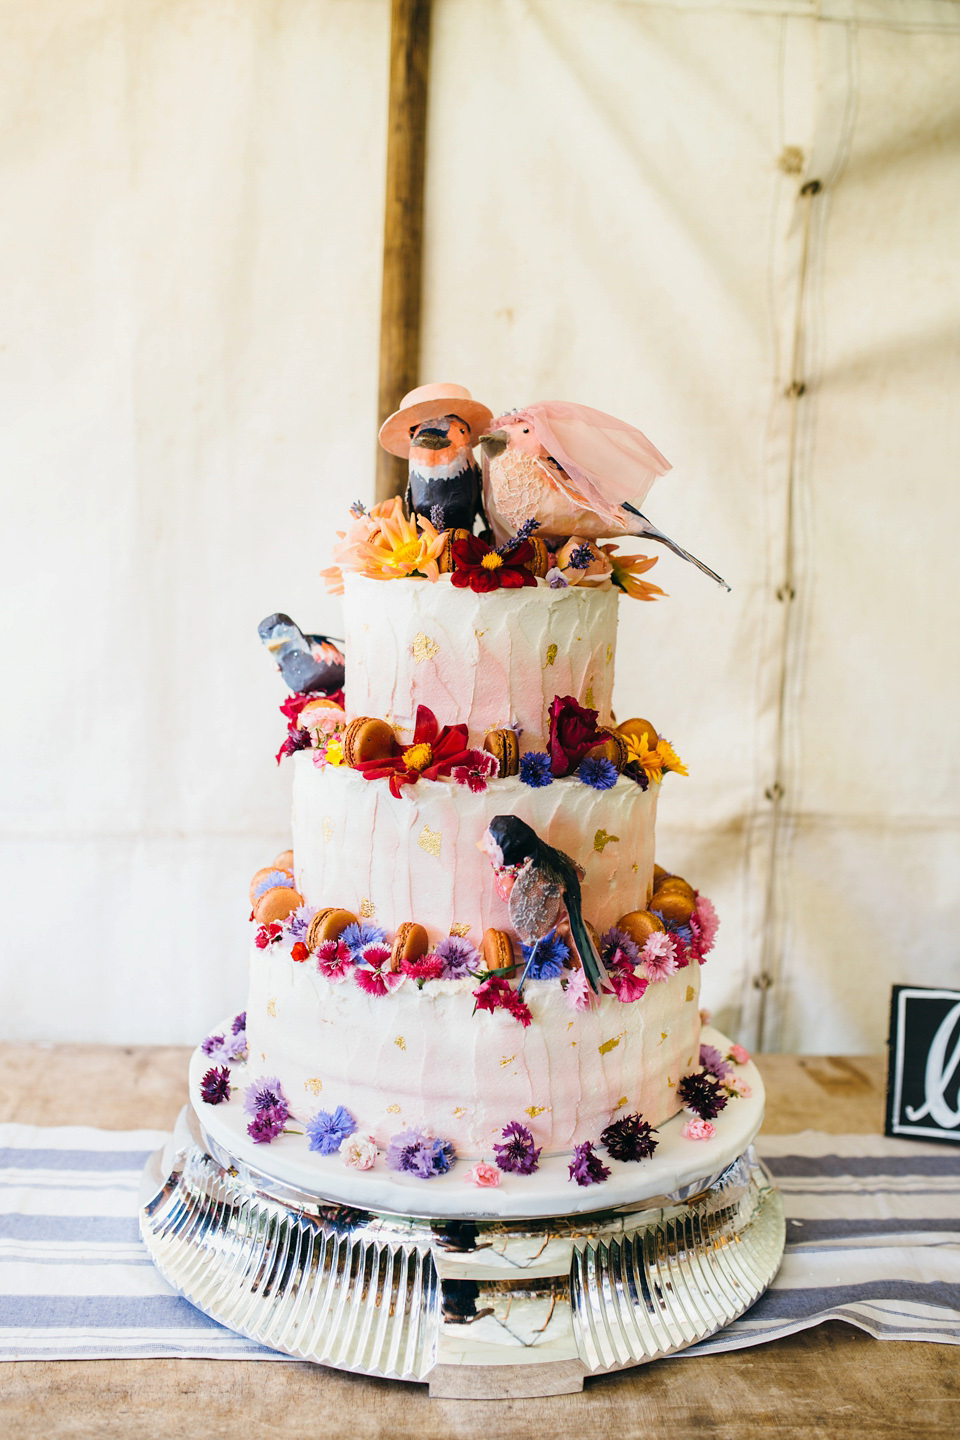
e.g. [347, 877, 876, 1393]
[257, 613, 345, 695]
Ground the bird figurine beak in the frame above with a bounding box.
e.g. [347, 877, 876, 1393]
[478, 429, 508, 459]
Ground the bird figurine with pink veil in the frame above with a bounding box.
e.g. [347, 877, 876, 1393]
[479, 402, 728, 588]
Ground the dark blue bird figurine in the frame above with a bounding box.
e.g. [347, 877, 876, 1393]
[479, 815, 607, 995]
[257, 613, 345, 695]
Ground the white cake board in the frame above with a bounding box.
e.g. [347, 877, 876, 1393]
[139, 1029, 785, 1396]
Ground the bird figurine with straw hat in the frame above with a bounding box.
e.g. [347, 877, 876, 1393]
[479, 402, 728, 588]
[378, 382, 494, 535]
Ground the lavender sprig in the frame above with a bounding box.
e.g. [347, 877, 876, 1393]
[497, 517, 540, 555]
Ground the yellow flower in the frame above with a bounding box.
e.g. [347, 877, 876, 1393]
[324, 738, 344, 767]
[350, 506, 446, 582]
[655, 737, 688, 777]
[622, 731, 664, 784]
[401, 742, 433, 769]
[599, 545, 666, 602]
[480, 552, 503, 571]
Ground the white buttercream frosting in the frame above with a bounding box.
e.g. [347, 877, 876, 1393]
[343, 572, 618, 749]
[292, 758, 658, 940]
[245, 940, 701, 1155]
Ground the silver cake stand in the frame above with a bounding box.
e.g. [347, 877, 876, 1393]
[139, 1102, 785, 1398]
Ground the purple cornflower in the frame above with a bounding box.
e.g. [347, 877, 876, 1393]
[433, 935, 481, 980]
[242, 1077, 289, 1121]
[247, 1105, 287, 1144]
[519, 751, 553, 788]
[199, 1066, 231, 1105]
[306, 1105, 358, 1155]
[385, 1128, 456, 1179]
[577, 756, 618, 791]
[231, 1012, 247, 1036]
[569, 1140, 611, 1187]
[600, 927, 641, 969]
[283, 906, 316, 944]
[201, 1032, 225, 1057]
[600, 1113, 658, 1162]
[699, 1043, 733, 1080]
[224, 1032, 248, 1063]
[493, 1121, 541, 1176]
[677, 1071, 728, 1121]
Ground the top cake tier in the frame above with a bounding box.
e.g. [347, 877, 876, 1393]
[343, 573, 618, 750]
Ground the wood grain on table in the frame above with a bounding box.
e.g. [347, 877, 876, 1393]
[1, 1045, 957, 1440]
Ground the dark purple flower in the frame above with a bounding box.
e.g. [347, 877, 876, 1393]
[200, 1066, 231, 1105]
[677, 1070, 728, 1121]
[569, 1140, 611, 1187]
[600, 927, 641, 969]
[231, 1012, 247, 1036]
[201, 1032, 225, 1057]
[247, 1105, 287, 1144]
[518, 751, 553, 788]
[306, 1105, 358, 1155]
[578, 756, 618, 791]
[493, 1121, 541, 1175]
[600, 1112, 658, 1162]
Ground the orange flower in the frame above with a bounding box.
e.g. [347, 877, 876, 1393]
[599, 545, 666, 602]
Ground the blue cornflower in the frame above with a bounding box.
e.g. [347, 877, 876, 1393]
[429, 1137, 457, 1175]
[519, 751, 553, 788]
[340, 921, 387, 958]
[578, 756, 618, 791]
[306, 1105, 358, 1155]
[520, 929, 569, 980]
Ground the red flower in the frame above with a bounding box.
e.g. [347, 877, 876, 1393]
[355, 705, 472, 799]
[255, 922, 283, 949]
[472, 976, 533, 1027]
[450, 536, 537, 593]
[291, 941, 309, 963]
[275, 690, 345, 765]
[452, 749, 499, 793]
[547, 695, 607, 777]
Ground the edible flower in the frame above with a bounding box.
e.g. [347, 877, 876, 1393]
[518, 751, 553, 788]
[547, 695, 607, 778]
[728, 1042, 750, 1066]
[598, 543, 666, 602]
[324, 497, 446, 590]
[433, 935, 482, 980]
[316, 939, 355, 982]
[242, 1077, 291, 1144]
[400, 952, 445, 984]
[493, 1121, 541, 1175]
[699, 1043, 733, 1080]
[353, 705, 473, 799]
[306, 1105, 358, 1155]
[354, 944, 404, 996]
[569, 1140, 610, 1187]
[562, 968, 593, 1012]
[452, 749, 499, 793]
[724, 1073, 752, 1098]
[520, 929, 569, 980]
[472, 975, 532, 1027]
[340, 921, 387, 957]
[639, 931, 679, 983]
[385, 1127, 456, 1178]
[450, 534, 537, 593]
[600, 1112, 658, 1161]
[577, 756, 618, 791]
[200, 1066, 231, 1105]
[341, 1133, 378, 1170]
[681, 1117, 716, 1141]
[254, 922, 284, 949]
[464, 1161, 501, 1188]
[677, 1070, 728, 1121]
[622, 730, 688, 785]
[689, 893, 719, 961]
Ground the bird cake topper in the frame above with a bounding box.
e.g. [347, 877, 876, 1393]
[480, 402, 728, 588]
[479, 815, 608, 996]
[378, 382, 493, 535]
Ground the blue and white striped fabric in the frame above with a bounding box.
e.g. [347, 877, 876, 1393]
[1, 1124, 957, 1362]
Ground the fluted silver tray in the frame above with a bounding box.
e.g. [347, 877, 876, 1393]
[139, 1106, 785, 1397]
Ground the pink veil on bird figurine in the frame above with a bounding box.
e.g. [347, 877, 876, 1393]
[480, 402, 728, 588]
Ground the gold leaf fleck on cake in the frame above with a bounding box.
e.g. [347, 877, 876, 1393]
[545, 643, 558, 667]
[266, 998, 276, 1018]
[359, 897, 376, 918]
[616, 1096, 628, 1110]
[411, 632, 440, 664]
[453, 1106, 466, 1118]
[322, 817, 334, 842]
[524, 1104, 550, 1118]
[363, 623, 370, 631]
[394, 1035, 406, 1051]
[418, 825, 442, 858]
[304, 1078, 323, 1095]
[598, 1033, 624, 1055]
[500, 1054, 517, 1069]
[658, 1031, 668, 1045]
[567, 1021, 574, 1030]
[474, 628, 486, 639]
[386, 1104, 401, 1114]
[685, 985, 695, 1002]
[667, 1076, 674, 1087]
[606, 643, 613, 666]
[593, 829, 619, 852]
[449, 921, 471, 938]
[585, 684, 595, 709]
[631, 863, 639, 874]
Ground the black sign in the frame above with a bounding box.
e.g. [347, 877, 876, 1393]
[886, 986, 960, 1145]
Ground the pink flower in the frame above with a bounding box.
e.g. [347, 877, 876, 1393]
[640, 931, 678, 982]
[464, 1161, 501, 1188]
[341, 1133, 378, 1170]
[452, 750, 499, 794]
[681, 1118, 716, 1141]
[608, 968, 649, 1003]
[400, 952, 445, 982]
[316, 939, 354, 982]
[355, 944, 403, 996]
[699, 1008, 712, 1025]
[563, 968, 593, 1012]
[725, 1073, 752, 1097]
[728, 1042, 750, 1066]
[692, 894, 719, 957]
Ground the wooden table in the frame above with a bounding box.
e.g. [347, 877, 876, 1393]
[1, 1046, 957, 1439]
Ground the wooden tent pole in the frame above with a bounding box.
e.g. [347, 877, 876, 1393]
[375, 0, 432, 503]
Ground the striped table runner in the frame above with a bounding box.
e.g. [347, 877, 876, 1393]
[0, 1124, 957, 1362]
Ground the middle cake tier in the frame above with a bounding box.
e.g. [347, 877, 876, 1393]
[292, 755, 659, 941]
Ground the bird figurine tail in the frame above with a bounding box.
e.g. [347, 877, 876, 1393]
[621, 505, 731, 590]
[562, 880, 608, 995]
